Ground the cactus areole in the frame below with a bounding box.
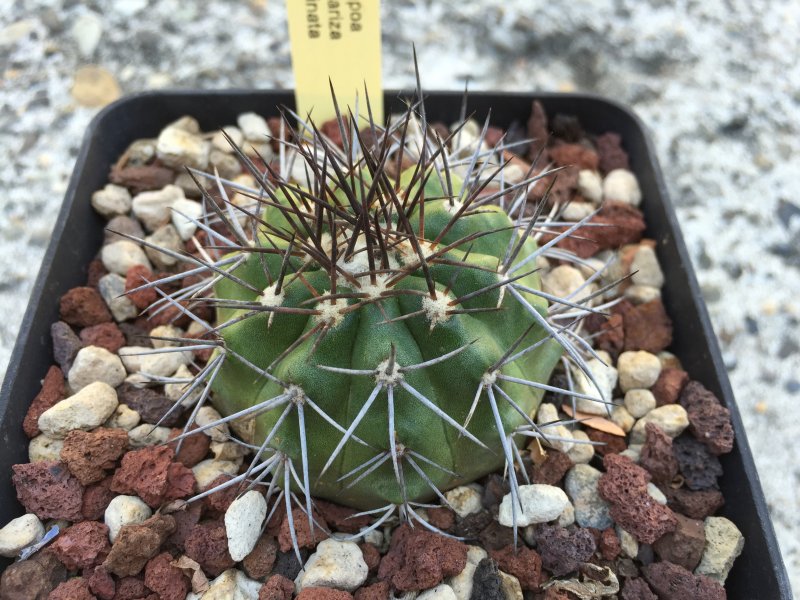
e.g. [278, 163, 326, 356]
[199, 105, 588, 512]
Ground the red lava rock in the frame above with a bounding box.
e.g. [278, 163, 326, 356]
[621, 299, 673, 354]
[48, 577, 96, 600]
[679, 381, 734, 455]
[489, 545, 543, 590]
[125, 265, 158, 310]
[585, 429, 627, 456]
[528, 167, 578, 208]
[639, 423, 679, 486]
[61, 428, 129, 486]
[530, 524, 595, 577]
[377, 523, 468, 592]
[551, 113, 585, 142]
[664, 487, 725, 520]
[0, 549, 66, 599]
[527, 101, 550, 160]
[164, 461, 195, 500]
[426, 507, 455, 532]
[451, 510, 493, 539]
[530, 449, 574, 485]
[320, 117, 349, 149]
[23, 365, 65, 438]
[597, 454, 677, 545]
[110, 164, 175, 194]
[354, 580, 390, 600]
[112, 576, 149, 600]
[549, 142, 599, 170]
[80, 322, 127, 354]
[621, 577, 657, 600]
[111, 445, 175, 507]
[184, 520, 235, 577]
[86, 565, 115, 600]
[51, 320, 84, 375]
[642, 561, 726, 600]
[359, 542, 381, 574]
[243, 535, 279, 580]
[82, 477, 117, 521]
[673, 434, 723, 491]
[479, 520, 515, 551]
[651, 368, 689, 407]
[315, 499, 373, 534]
[12, 461, 84, 521]
[103, 514, 176, 577]
[586, 311, 626, 358]
[166, 501, 202, 553]
[653, 512, 706, 571]
[144, 301, 192, 329]
[202, 474, 241, 515]
[484, 126, 505, 148]
[87, 259, 108, 288]
[258, 574, 295, 600]
[60, 286, 113, 327]
[117, 383, 182, 427]
[599, 527, 622, 561]
[278, 507, 329, 553]
[50, 520, 111, 570]
[144, 552, 190, 600]
[296, 588, 354, 600]
[542, 202, 646, 259]
[595, 132, 630, 174]
[168, 427, 210, 468]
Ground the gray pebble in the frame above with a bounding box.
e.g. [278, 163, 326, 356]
[564, 464, 613, 529]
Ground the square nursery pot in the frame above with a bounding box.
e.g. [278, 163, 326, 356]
[0, 90, 791, 597]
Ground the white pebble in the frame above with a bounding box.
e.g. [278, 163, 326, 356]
[444, 486, 483, 518]
[196, 406, 230, 442]
[105, 495, 152, 542]
[418, 584, 457, 600]
[92, 183, 132, 218]
[98, 273, 138, 321]
[573, 351, 618, 415]
[630, 405, 689, 443]
[561, 201, 595, 222]
[567, 430, 595, 464]
[128, 424, 171, 447]
[616, 526, 639, 559]
[537, 403, 574, 453]
[557, 502, 576, 527]
[192, 459, 239, 489]
[624, 389, 657, 418]
[542, 265, 590, 302]
[144, 224, 182, 269]
[132, 184, 185, 231]
[104, 403, 141, 431]
[224, 491, 267, 561]
[498, 571, 523, 600]
[68, 345, 126, 391]
[610, 404, 635, 432]
[647, 483, 667, 505]
[165, 364, 202, 407]
[212, 125, 244, 151]
[210, 441, 247, 464]
[631, 246, 665, 288]
[237, 112, 270, 141]
[156, 125, 209, 169]
[139, 348, 190, 378]
[620, 444, 643, 462]
[603, 168, 641, 206]
[449, 545, 487, 600]
[171, 198, 204, 240]
[617, 350, 661, 392]
[28, 435, 64, 462]
[149, 324, 183, 348]
[624, 284, 661, 304]
[498, 484, 570, 527]
[39, 381, 118, 439]
[118, 346, 150, 373]
[101, 240, 152, 275]
[695, 516, 745, 584]
[295, 538, 369, 592]
[577, 169, 603, 202]
[0, 514, 45, 558]
[186, 568, 261, 600]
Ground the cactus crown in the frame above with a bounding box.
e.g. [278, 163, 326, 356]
[127, 82, 616, 553]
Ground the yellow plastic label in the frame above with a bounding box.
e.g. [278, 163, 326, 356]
[287, 0, 383, 125]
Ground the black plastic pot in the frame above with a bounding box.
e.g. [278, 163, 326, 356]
[0, 90, 791, 597]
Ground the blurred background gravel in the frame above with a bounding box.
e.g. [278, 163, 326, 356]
[1, 0, 798, 589]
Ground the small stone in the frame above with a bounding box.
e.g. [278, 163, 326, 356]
[48, 577, 95, 600]
[664, 488, 725, 520]
[621, 578, 657, 600]
[50, 520, 110, 570]
[80, 322, 126, 354]
[171, 198, 204, 240]
[639, 423, 679, 485]
[60, 427, 129, 485]
[71, 65, 121, 108]
[653, 513, 706, 571]
[156, 125, 210, 169]
[82, 477, 116, 521]
[572, 351, 618, 415]
[132, 184, 185, 231]
[489, 545, 542, 591]
[259, 573, 294, 599]
[210, 440, 248, 464]
[444, 486, 483, 518]
[630, 246, 664, 288]
[145, 224, 183, 269]
[195, 406, 230, 442]
[617, 526, 639, 559]
[212, 125, 244, 151]
[564, 464, 612, 529]
[101, 241, 152, 276]
[0, 549, 66, 598]
[29, 434, 64, 462]
[673, 434, 723, 490]
[621, 299, 673, 353]
[125, 264, 157, 310]
[145, 552, 190, 600]
[530, 449, 574, 485]
[92, 184, 132, 218]
[103, 513, 176, 577]
[624, 389, 657, 418]
[86, 565, 115, 600]
[110, 445, 174, 507]
[118, 345, 150, 373]
[0, 513, 45, 558]
[60, 287, 112, 328]
[12, 462, 84, 521]
[566, 430, 595, 464]
[39, 380, 119, 437]
[585, 429, 627, 456]
[313, 500, 372, 535]
[225, 490, 267, 562]
[238, 112, 270, 140]
[278, 507, 329, 553]
[618, 351, 661, 392]
[647, 482, 667, 504]
[185, 521, 236, 577]
[642, 561, 725, 600]
[652, 368, 689, 406]
[104, 403, 140, 431]
[599, 527, 622, 560]
[23, 365, 65, 438]
[241, 535, 278, 580]
[417, 583, 457, 599]
[536, 403, 574, 453]
[577, 169, 603, 203]
[138, 347, 190, 378]
[561, 201, 595, 221]
[542, 265, 589, 301]
[192, 459, 239, 488]
[105, 495, 152, 542]
[105, 215, 146, 245]
[498, 570, 523, 600]
[630, 404, 689, 444]
[679, 381, 734, 455]
[624, 284, 661, 305]
[295, 539, 368, 592]
[117, 382, 182, 426]
[98, 272, 139, 322]
[603, 169, 641, 206]
[596, 132, 629, 174]
[497, 484, 570, 527]
[128, 423, 171, 447]
[531, 523, 595, 577]
[610, 405, 636, 432]
[694, 516, 744, 583]
[70, 11, 103, 57]
[447, 545, 486, 599]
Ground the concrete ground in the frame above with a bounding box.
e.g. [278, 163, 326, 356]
[1, 0, 797, 590]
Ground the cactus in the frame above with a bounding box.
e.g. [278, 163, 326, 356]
[128, 84, 613, 550]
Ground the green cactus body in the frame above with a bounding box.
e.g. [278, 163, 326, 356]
[209, 165, 564, 510]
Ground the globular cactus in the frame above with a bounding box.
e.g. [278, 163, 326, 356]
[132, 86, 610, 547]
